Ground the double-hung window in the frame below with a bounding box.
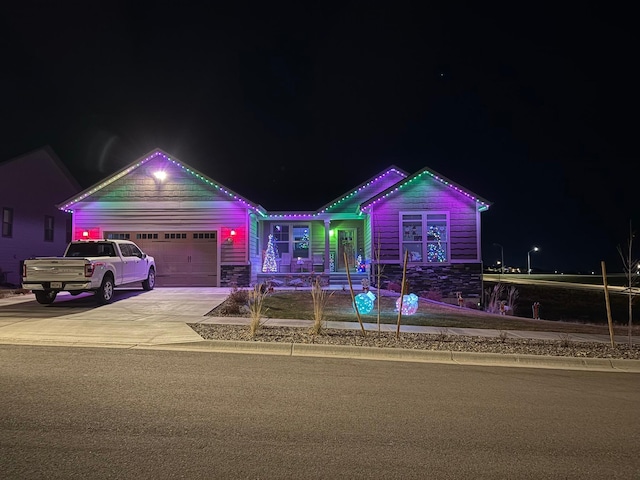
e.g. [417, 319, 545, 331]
[44, 215, 54, 242]
[272, 224, 310, 258]
[400, 212, 449, 263]
[2, 208, 13, 238]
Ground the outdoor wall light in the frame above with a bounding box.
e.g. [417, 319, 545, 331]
[153, 170, 167, 181]
[225, 230, 237, 244]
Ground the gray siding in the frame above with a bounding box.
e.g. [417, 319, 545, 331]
[72, 200, 250, 264]
[369, 177, 480, 263]
[0, 148, 80, 286]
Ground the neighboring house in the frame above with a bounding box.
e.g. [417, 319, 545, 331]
[56, 148, 492, 301]
[0, 146, 81, 286]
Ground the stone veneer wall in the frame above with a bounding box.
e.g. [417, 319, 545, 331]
[371, 263, 483, 299]
[220, 265, 251, 287]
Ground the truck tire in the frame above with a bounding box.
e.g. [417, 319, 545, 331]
[96, 274, 115, 305]
[35, 290, 57, 305]
[142, 267, 155, 291]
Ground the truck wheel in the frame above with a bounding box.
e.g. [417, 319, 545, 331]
[142, 267, 155, 291]
[96, 274, 114, 305]
[35, 290, 57, 305]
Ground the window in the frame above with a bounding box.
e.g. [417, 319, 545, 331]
[44, 215, 54, 242]
[107, 233, 130, 240]
[272, 224, 310, 258]
[128, 244, 143, 258]
[2, 208, 13, 237]
[66, 218, 72, 243]
[66, 242, 115, 257]
[400, 212, 448, 263]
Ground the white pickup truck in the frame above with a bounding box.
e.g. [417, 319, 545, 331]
[22, 239, 156, 305]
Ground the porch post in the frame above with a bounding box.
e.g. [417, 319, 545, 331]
[324, 219, 331, 274]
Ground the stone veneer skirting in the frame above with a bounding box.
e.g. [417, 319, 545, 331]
[371, 263, 483, 299]
[220, 265, 251, 287]
[245, 263, 482, 300]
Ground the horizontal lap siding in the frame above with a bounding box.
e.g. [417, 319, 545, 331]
[310, 221, 325, 256]
[69, 158, 252, 265]
[73, 201, 249, 265]
[370, 178, 480, 262]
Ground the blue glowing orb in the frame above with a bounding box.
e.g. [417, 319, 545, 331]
[354, 291, 376, 314]
[395, 293, 419, 315]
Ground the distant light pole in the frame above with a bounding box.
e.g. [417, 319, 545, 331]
[493, 243, 504, 276]
[527, 247, 539, 275]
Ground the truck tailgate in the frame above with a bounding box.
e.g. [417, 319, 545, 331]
[24, 258, 89, 282]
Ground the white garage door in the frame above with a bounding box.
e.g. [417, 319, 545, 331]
[107, 231, 218, 287]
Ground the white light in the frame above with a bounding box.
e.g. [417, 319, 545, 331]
[154, 171, 167, 181]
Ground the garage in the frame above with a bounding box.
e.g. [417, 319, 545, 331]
[106, 231, 218, 287]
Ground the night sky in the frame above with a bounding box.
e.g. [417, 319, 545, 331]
[2, 2, 638, 273]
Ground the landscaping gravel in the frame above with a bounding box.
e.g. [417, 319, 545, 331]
[188, 323, 640, 360]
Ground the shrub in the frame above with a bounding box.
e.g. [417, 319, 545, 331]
[222, 286, 249, 315]
[387, 281, 402, 293]
[464, 300, 478, 309]
[422, 290, 443, 302]
[310, 277, 334, 335]
[558, 333, 572, 348]
[248, 284, 269, 338]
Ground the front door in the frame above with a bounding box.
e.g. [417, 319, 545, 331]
[337, 229, 356, 271]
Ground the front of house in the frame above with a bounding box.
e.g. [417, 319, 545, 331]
[57, 148, 491, 302]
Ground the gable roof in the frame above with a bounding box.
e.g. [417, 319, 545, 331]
[56, 148, 267, 216]
[262, 166, 409, 219]
[316, 165, 409, 214]
[0, 145, 82, 193]
[359, 165, 492, 213]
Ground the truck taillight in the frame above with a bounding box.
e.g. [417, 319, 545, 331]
[85, 264, 95, 277]
[22, 263, 26, 278]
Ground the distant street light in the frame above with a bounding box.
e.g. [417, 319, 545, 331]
[493, 243, 504, 276]
[527, 247, 539, 275]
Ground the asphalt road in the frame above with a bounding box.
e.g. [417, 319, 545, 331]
[1, 345, 638, 479]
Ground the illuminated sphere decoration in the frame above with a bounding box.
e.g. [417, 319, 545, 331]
[395, 293, 419, 315]
[354, 291, 376, 314]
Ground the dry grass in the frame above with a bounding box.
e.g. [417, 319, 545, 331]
[310, 277, 333, 335]
[247, 284, 269, 338]
[0, 288, 30, 299]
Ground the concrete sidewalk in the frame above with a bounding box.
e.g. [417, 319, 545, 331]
[0, 288, 638, 372]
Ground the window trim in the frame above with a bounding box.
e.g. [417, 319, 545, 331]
[399, 211, 450, 264]
[44, 215, 55, 242]
[2, 207, 13, 238]
[270, 223, 311, 259]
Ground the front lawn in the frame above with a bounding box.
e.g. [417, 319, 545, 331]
[209, 283, 639, 337]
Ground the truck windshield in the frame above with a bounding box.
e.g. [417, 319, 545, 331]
[65, 242, 116, 257]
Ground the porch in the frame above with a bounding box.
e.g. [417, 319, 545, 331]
[256, 271, 370, 290]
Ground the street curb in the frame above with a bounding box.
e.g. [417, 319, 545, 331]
[137, 340, 640, 372]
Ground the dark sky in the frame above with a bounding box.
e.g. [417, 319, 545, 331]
[2, 2, 638, 273]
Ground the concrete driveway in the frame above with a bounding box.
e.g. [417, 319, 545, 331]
[0, 287, 231, 347]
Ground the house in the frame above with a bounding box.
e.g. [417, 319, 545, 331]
[56, 148, 492, 300]
[0, 146, 81, 286]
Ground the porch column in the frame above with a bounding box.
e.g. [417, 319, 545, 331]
[324, 219, 331, 274]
